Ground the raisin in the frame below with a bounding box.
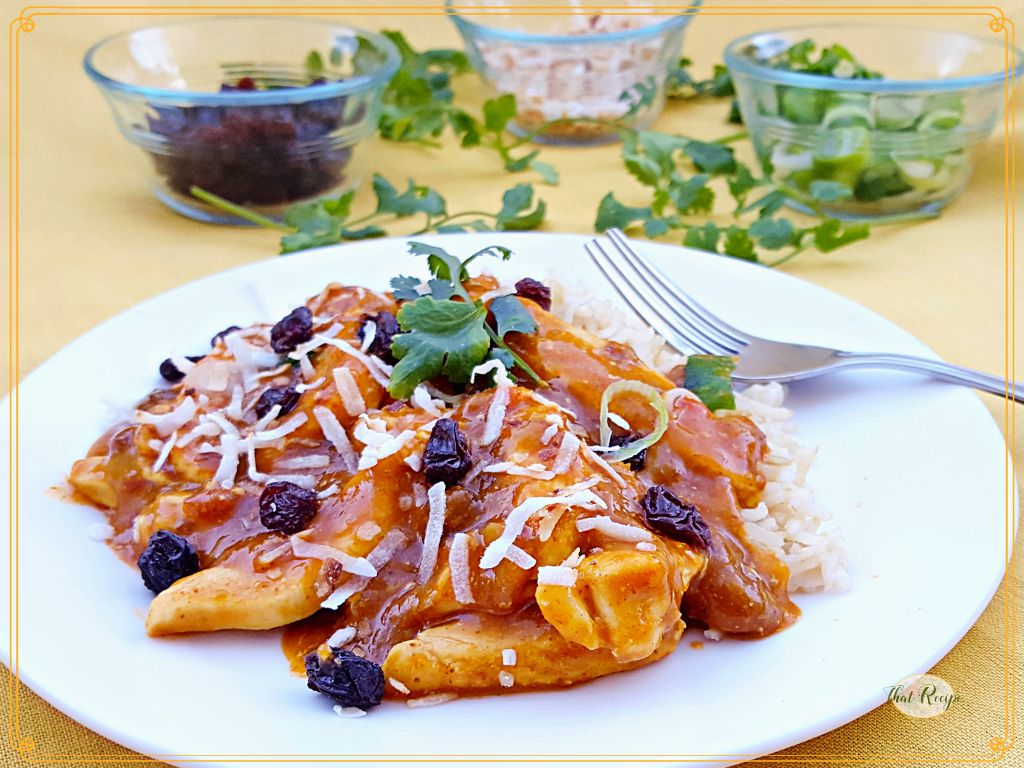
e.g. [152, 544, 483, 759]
[305, 647, 384, 710]
[254, 387, 301, 419]
[210, 325, 241, 347]
[422, 418, 473, 486]
[359, 312, 400, 362]
[641, 486, 712, 552]
[610, 434, 647, 472]
[514, 278, 552, 311]
[270, 307, 313, 353]
[259, 481, 319, 534]
[159, 355, 205, 382]
[138, 530, 201, 594]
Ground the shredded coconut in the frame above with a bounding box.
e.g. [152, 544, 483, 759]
[252, 413, 308, 444]
[471, 360, 512, 445]
[212, 434, 241, 488]
[417, 482, 447, 584]
[333, 367, 367, 417]
[449, 532, 474, 604]
[295, 377, 325, 393]
[537, 565, 578, 587]
[151, 431, 177, 473]
[87, 522, 115, 541]
[482, 461, 555, 480]
[636, 541, 658, 552]
[505, 544, 537, 570]
[501, 648, 517, 666]
[289, 534, 377, 577]
[317, 483, 339, 500]
[276, 454, 330, 470]
[327, 627, 357, 647]
[406, 693, 457, 708]
[313, 406, 358, 473]
[135, 397, 197, 437]
[333, 705, 367, 719]
[551, 432, 581, 474]
[576, 515, 653, 542]
[498, 671, 515, 688]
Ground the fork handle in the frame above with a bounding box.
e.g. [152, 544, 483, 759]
[835, 352, 1023, 403]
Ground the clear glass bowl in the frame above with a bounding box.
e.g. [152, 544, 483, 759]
[84, 18, 399, 224]
[446, 0, 702, 145]
[724, 25, 1024, 219]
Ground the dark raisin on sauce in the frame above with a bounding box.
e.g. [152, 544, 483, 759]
[159, 355, 205, 383]
[422, 418, 473, 486]
[641, 485, 713, 552]
[259, 481, 319, 535]
[305, 647, 385, 710]
[270, 306, 314, 353]
[609, 433, 647, 472]
[210, 325, 242, 347]
[254, 387, 301, 419]
[358, 311, 400, 362]
[138, 530, 201, 594]
[514, 278, 552, 311]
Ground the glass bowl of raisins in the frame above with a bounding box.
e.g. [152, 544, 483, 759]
[84, 18, 399, 224]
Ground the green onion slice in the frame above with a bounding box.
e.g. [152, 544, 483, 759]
[594, 381, 669, 462]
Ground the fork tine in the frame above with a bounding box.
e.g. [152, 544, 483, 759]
[599, 233, 744, 355]
[606, 228, 752, 347]
[586, 240, 735, 356]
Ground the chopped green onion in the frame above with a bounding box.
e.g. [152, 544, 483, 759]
[596, 381, 670, 461]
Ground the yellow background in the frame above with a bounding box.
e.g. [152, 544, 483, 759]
[1, 0, 1021, 765]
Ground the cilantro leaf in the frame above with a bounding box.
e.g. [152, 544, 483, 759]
[683, 222, 721, 253]
[427, 279, 455, 300]
[683, 140, 737, 174]
[528, 159, 560, 185]
[496, 184, 546, 230]
[390, 275, 422, 301]
[684, 355, 736, 411]
[669, 175, 714, 215]
[389, 298, 490, 398]
[749, 217, 797, 250]
[373, 175, 446, 217]
[812, 219, 871, 252]
[809, 180, 854, 202]
[722, 226, 758, 261]
[595, 193, 655, 232]
[483, 93, 517, 133]
[489, 294, 537, 338]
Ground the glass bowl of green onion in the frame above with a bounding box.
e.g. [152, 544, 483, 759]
[724, 25, 1024, 220]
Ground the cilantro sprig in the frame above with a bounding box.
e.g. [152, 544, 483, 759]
[594, 129, 873, 266]
[386, 242, 542, 398]
[190, 176, 546, 254]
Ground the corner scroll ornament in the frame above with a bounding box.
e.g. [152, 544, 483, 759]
[15, 10, 35, 32]
[988, 735, 1011, 759]
[988, 11, 1007, 33]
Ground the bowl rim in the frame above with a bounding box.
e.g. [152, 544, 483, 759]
[82, 17, 401, 106]
[444, 0, 702, 44]
[723, 23, 1024, 93]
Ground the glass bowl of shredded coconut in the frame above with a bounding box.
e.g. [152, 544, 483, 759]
[446, 0, 703, 144]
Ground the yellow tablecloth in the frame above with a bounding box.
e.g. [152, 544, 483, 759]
[1, 1, 1021, 765]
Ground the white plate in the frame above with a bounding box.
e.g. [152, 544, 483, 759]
[0, 233, 1016, 767]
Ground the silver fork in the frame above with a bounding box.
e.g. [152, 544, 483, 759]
[587, 228, 1022, 403]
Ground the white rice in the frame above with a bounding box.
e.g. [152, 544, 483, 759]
[547, 274, 849, 594]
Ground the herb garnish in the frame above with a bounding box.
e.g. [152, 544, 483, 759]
[386, 242, 542, 398]
[190, 177, 546, 254]
[683, 355, 737, 411]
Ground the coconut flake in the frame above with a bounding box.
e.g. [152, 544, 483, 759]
[276, 454, 330, 470]
[417, 482, 447, 584]
[359, 321, 376, 353]
[205, 411, 239, 436]
[225, 385, 245, 420]
[406, 693, 457, 708]
[582, 443, 627, 487]
[327, 626, 357, 647]
[403, 453, 423, 472]
[151, 431, 177, 473]
[313, 406, 359, 473]
[471, 360, 512, 446]
[289, 535, 377, 577]
[317, 483, 339, 500]
[636, 541, 658, 552]
[298, 353, 316, 380]
[540, 422, 560, 445]
[252, 413, 308, 444]
[320, 530, 409, 610]
[551, 432, 580, 474]
[576, 515, 653, 542]
[251, 404, 282, 433]
[245, 440, 317, 489]
[358, 429, 417, 471]
[449, 532, 474, 604]
[537, 565, 578, 587]
[498, 671, 515, 688]
[505, 544, 537, 570]
[333, 367, 367, 417]
[501, 649, 517, 666]
[333, 705, 367, 719]
[295, 377, 325, 393]
[389, 677, 411, 695]
[482, 462, 555, 480]
[176, 421, 221, 448]
[411, 385, 443, 416]
[135, 397, 197, 437]
[479, 489, 606, 570]
[314, 335, 393, 389]
[606, 412, 630, 430]
[212, 434, 242, 488]
[356, 521, 381, 541]
[560, 547, 585, 568]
